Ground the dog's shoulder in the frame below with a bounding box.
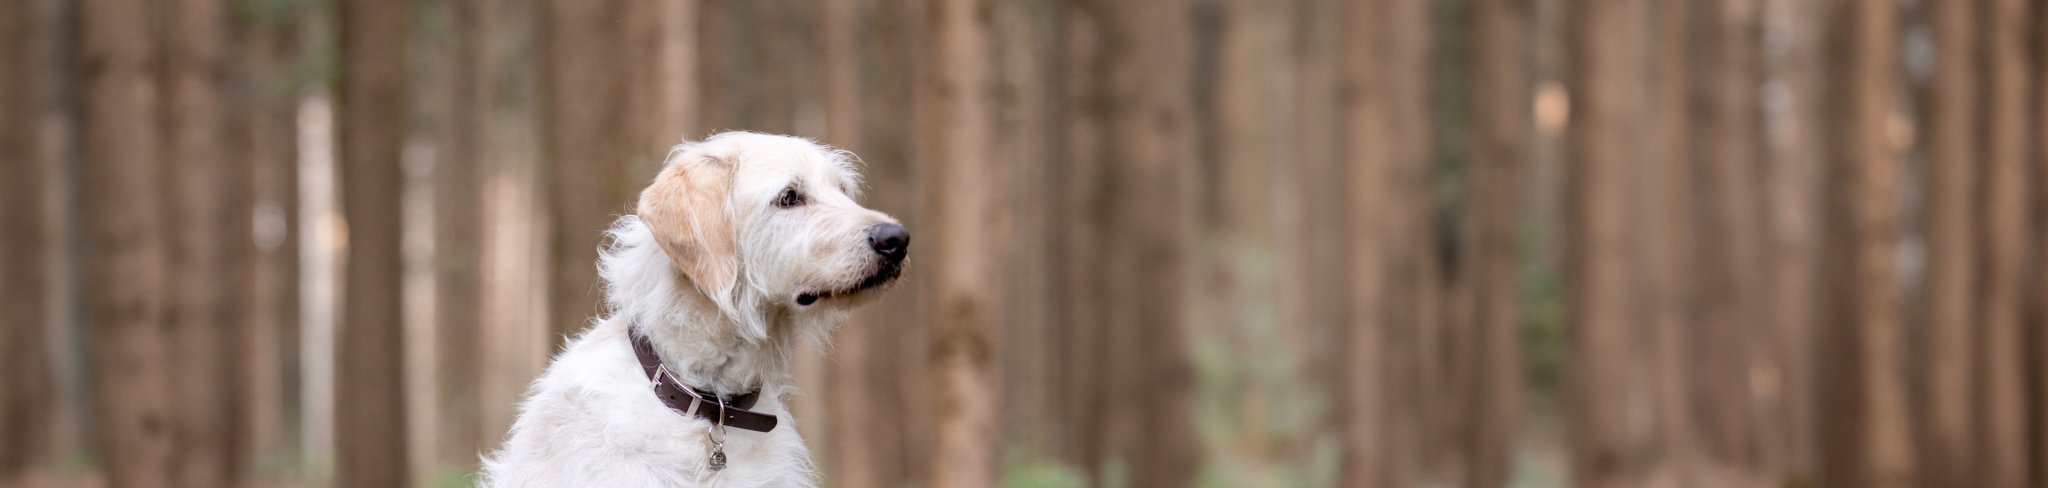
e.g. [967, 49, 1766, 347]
[485, 321, 709, 485]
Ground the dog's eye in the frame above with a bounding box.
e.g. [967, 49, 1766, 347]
[775, 188, 807, 208]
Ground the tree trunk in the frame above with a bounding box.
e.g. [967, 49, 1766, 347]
[79, 0, 182, 484]
[1565, 0, 1674, 485]
[336, 0, 414, 484]
[1464, 0, 1527, 484]
[1970, 1, 2031, 485]
[1054, 0, 1111, 477]
[1196, 0, 1307, 483]
[817, 1, 890, 485]
[1759, 0, 1824, 479]
[473, 0, 548, 452]
[820, 2, 926, 486]
[990, 0, 1058, 470]
[1339, 0, 1435, 485]
[167, 0, 245, 484]
[232, 3, 305, 476]
[1918, 0, 1978, 483]
[918, 0, 1000, 484]
[1095, 1, 1199, 485]
[430, 0, 489, 473]
[0, 0, 56, 472]
[0, 0, 56, 475]
[1685, 0, 1767, 480]
[1648, 1, 1700, 483]
[2034, 4, 2048, 482]
[1278, 2, 1349, 481]
[1814, 0, 1912, 485]
[542, 0, 647, 344]
[627, 0, 694, 151]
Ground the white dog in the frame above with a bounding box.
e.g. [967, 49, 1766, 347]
[483, 132, 908, 487]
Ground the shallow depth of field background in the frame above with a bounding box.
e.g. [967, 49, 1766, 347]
[5, 0, 2048, 487]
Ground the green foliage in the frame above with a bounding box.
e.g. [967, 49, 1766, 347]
[428, 466, 481, 488]
[1191, 321, 1338, 488]
[1518, 226, 1565, 396]
[1001, 450, 1088, 488]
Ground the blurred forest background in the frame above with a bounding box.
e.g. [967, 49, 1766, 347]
[5, 0, 2048, 487]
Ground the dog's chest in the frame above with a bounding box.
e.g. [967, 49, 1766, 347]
[533, 333, 813, 486]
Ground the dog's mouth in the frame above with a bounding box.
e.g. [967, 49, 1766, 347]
[795, 262, 903, 306]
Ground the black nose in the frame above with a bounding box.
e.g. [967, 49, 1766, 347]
[868, 223, 909, 261]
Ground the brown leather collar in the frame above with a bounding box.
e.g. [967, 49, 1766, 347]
[629, 327, 779, 432]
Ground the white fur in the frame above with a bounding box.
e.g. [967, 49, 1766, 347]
[483, 133, 901, 487]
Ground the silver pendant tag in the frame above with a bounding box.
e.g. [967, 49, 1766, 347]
[706, 397, 730, 472]
[708, 439, 728, 471]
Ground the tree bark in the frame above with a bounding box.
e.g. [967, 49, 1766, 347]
[918, 0, 1001, 484]
[167, 0, 245, 484]
[473, 0, 548, 452]
[232, 2, 305, 475]
[1464, 0, 1528, 484]
[1095, 1, 1199, 485]
[990, 0, 1058, 469]
[1685, 0, 1767, 480]
[1339, 0, 1435, 485]
[1054, 0, 1112, 477]
[2034, 4, 2048, 483]
[0, 0, 56, 475]
[78, 0, 182, 484]
[1565, 0, 1678, 485]
[1279, 3, 1350, 481]
[821, 2, 927, 486]
[542, 0, 648, 344]
[1648, 1, 1699, 483]
[336, 0, 414, 484]
[1970, 1, 2031, 485]
[1918, 0, 1978, 483]
[431, 0, 488, 472]
[1759, 0, 1824, 479]
[1814, 0, 1912, 485]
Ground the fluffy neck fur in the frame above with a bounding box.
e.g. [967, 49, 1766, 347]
[600, 216, 815, 396]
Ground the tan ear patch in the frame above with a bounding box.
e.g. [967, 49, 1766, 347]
[638, 150, 740, 301]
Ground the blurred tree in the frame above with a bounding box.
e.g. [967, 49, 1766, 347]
[1195, 0, 1310, 485]
[1919, 0, 1978, 483]
[167, 0, 246, 485]
[1685, 0, 1765, 472]
[336, 0, 414, 484]
[1339, 0, 1436, 486]
[817, 2, 928, 486]
[1565, 0, 1680, 485]
[1053, 0, 1112, 478]
[473, 0, 547, 454]
[78, 0, 183, 485]
[542, 0, 662, 345]
[1646, 1, 1698, 483]
[1814, 0, 1912, 485]
[1459, 0, 1527, 484]
[1096, 0, 1200, 485]
[1972, 1, 2032, 486]
[431, 0, 488, 473]
[1759, 0, 1824, 478]
[231, 0, 306, 474]
[2035, 4, 2048, 482]
[918, 0, 1001, 484]
[974, 0, 1063, 479]
[1276, 0, 1352, 482]
[989, 0, 1060, 476]
[0, 0, 57, 479]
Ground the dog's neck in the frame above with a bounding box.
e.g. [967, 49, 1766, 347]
[602, 218, 811, 398]
[624, 284, 799, 398]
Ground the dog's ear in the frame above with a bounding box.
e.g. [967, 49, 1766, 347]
[639, 144, 761, 338]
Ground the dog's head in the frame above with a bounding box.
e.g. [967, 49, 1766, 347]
[638, 132, 907, 340]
